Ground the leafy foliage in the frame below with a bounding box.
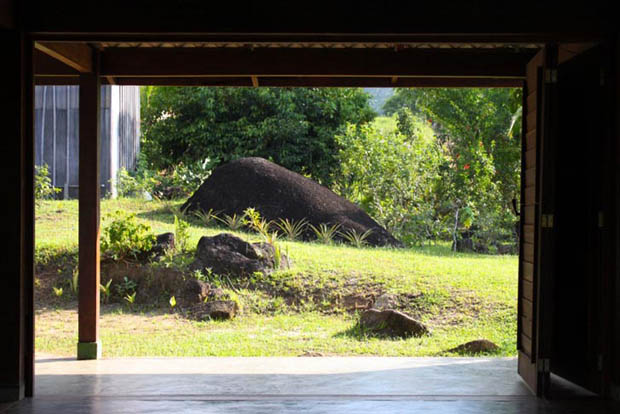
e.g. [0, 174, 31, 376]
[35, 163, 60, 203]
[100, 279, 113, 304]
[243, 207, 272, 236]
[141, 87, 375, 185]
[383, 88, 522, 247]
[174, 215, 190, 252]
[334, 111, 445, 245]
[101, 211, 156, 260]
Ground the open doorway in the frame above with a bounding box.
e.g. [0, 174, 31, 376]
[33, 85, 522, 360]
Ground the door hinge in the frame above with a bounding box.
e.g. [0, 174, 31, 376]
[545, 69, 558, 84]
[598, 211, 605, 228]
[538, 358, 551, 373]
[541, 214, 554, 228]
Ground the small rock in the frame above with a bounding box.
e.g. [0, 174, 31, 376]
[208, 288, 230, 300]
[448, 339, 499, 354]
[195, 300, 239, 320]
[299, 351, 324, 357]
[374, 293, 398, 310]
[182, 279, 210, 304]
[360, 309, 429, 338]
[496, 244, 516, 255]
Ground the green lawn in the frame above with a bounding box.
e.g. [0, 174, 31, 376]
[35, 198, 518, 357]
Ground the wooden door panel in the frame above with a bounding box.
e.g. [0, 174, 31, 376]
[518, 47, 555, 396]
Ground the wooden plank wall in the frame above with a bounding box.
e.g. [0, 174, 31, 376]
[519, 51, 543, 362]
[614, 35, 620, 399]
[34, 85, 140, 198]
[118, 85, 140, 173]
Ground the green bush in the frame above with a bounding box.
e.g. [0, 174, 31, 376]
[174, 215, 190, 252]
[334, 111, 445, 245]
[101, 211, 156, 260]
[35, 163, 60, 203]
[141, 87, 375, 186]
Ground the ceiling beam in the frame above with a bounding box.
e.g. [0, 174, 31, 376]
[100, 47, 531, 79]
[34, 48, 79, 76]
[34, 42, 93, 73]
[99, 76, 522, 88]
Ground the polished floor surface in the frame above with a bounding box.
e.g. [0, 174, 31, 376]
[2, 356, 618, 413]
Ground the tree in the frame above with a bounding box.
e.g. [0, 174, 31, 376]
[141, 87, 375, 185]
[334, 110, 445, 245]
[384, 88, 522, 247]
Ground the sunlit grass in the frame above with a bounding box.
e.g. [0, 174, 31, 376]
[35, 198, 518, 357]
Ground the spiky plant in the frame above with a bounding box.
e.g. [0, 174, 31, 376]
[193, 208, 220, 227]
[276, 218, 308, 241]
[309, 223, 342, 244]
[340, 228, 374, 248]
[217, 213, 245, 231]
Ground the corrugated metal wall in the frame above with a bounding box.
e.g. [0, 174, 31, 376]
[34, 85, 140, 198]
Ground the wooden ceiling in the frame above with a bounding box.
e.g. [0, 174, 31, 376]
[34, 41, 541, 87]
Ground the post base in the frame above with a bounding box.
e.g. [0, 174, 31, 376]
[77, 341, 101, 360]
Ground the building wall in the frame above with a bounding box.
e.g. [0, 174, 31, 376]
[34, 85, 140, 198]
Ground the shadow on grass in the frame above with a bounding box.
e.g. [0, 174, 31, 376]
[135, 205, 184, 226]
[333, 322, 405, 341]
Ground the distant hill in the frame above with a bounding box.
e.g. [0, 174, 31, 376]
[364, 88, 395, 114]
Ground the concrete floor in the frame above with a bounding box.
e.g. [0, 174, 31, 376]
[1, 356, 618, 413]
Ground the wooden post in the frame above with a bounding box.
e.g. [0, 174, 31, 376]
[0, 32, 35, 401]
[77, 51, 101, 360]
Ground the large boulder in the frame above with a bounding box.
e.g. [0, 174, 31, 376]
[182, 157, 401, 247]
[190, 233, 289, 278]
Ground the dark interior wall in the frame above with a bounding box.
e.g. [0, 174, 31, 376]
[0, 30, 33, 401]
[614, 35, 620, 399]
[21, 0, 615, 37]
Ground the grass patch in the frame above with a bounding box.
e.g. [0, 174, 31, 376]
[35, 198, 518, 357]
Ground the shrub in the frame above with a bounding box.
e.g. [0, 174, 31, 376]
[334, 112, 444, 246]
[174, 215, 190, 252]
[115, 276, 137, 298]
[101, 211, 156, 260]
[116, 167, 146, 197]
[141, 87, 375, 186]
[35, 163, 60, 203]
[243, 207, 273, 236]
